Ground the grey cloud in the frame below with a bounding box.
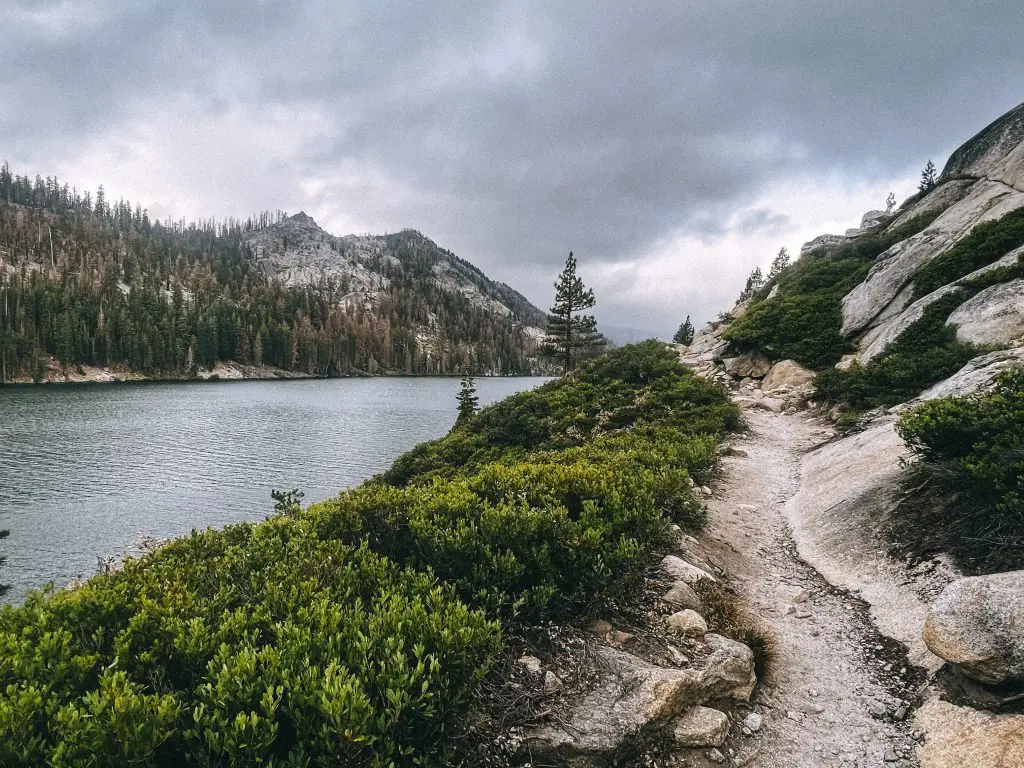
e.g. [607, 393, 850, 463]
[3, 0, 1024, 334]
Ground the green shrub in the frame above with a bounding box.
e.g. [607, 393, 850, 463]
[895, 368, 1024, 571]
[381, 341, 737, 486]
[725, 213, 940, 370]
[308, 455, 680, 620]
[912, 206, 1024, 299]
[815, 292, 979, 409]
[0, 520, 499, 766]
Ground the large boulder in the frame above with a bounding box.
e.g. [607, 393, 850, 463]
[761, 359, 816, 393]
[800, 233, 849, 256]
[923, 570, 1024, 685]
[523, 637, 754, 763]
[946, 278, 1024, 346]
[722, 351, 772, 379]
[860, 209, 892, 230]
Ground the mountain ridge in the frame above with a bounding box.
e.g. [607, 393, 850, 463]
[0, 172, 551, 381]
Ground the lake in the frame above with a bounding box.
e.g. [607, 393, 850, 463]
[0, 376, 549, 602]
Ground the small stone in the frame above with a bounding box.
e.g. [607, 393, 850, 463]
[742, 712, 763, 733]
[789, 588, 810, 604]
[701, 486, 713, 496]
[673, 706, 730, 747]
[608, 630, 635, 646]
[808, 703, 825, 715]
[728, 447, 749, 458]
[667, 609, 708, 636]
[884, 747, 900, 762]
[868, 700, 888, 718]
[587, 619, 612, 636]
[667, 645, 690, 666]
[663, 580, 702, 610]
[543, 671, 562, 694]
[794, 609, 812, 619]
[517, 655, 542, 674]
[661, 554, 716, 584]
[708, 748, 727, 763]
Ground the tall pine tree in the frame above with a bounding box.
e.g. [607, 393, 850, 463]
[541, 251, 606, 374]
[673, 315, 694, 345]
[768, 247, 790, 281]
[919, 159, 937, 193]
[454, 374, 479, 427]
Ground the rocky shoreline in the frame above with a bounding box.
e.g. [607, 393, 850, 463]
[2, 357, 315, 385]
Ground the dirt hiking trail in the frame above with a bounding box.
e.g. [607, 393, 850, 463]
[701, 409, 926, 768]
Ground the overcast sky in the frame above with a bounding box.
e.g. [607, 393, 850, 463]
[3, 1, 1023, 335]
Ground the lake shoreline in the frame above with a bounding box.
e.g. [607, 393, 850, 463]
[2, 357, 547, 386]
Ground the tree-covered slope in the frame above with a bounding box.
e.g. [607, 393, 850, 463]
[0, 166, 547, 381]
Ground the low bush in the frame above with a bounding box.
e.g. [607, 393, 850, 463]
[911, 206, 1024, 299]
[309, 457, 674, 620]
[895, 369, 1024, 571]
[381, 341, 738, 486]
[725, 213, 940, 370]
[0, 519, 499, 766]
[815, 292, 979, 409]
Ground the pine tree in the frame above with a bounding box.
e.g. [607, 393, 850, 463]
[673, 315, 695, 346]
[0, 528, 9, 599]
[541, 251, 607, 374]
[919, 159, 938, 193]
[739, 266, 764, 301]
[768, 247, 790, 281]
[455, 374, 478, 427]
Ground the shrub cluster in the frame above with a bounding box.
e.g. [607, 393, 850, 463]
[896, 368, 1024, 571]
[0, 520, 499, 766]
[911, 206, 1024, 299]
[814, 292, 979, 409]
[381, 341, 739, 486]
[0, 342, 737, 765]
[724, 213, 939, 370]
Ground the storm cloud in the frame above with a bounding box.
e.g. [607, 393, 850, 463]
[3, 0, 1023, 334]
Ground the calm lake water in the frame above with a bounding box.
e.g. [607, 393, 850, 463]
[0, 377, 549, 602]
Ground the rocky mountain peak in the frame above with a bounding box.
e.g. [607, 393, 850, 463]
[941, 100, 1024, 186]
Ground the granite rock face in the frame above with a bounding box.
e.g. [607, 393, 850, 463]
[940, 101, 1024, 191]
[946, 278, 1024, 346]
[841, 179, 1024, 336]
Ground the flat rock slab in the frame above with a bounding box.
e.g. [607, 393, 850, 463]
[916, 697, 1024, 768]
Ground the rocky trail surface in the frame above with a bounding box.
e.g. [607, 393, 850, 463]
[703, 409, 927, 768]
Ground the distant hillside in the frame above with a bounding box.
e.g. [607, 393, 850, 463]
[0, 169, 549, 381]
[599, 323, 663, 346]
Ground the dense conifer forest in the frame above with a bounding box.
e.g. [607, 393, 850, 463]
[0, 165, 546, 381]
